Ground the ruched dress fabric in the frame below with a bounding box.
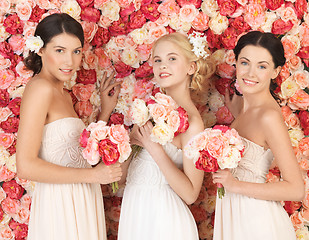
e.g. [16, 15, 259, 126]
[213, 137, 296, 240]
[27, 118, 106, 240]
[118, 142, 199, 240]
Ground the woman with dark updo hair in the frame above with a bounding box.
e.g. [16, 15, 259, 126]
[17, 13, 122, 240]
[212, 31, 304, 240]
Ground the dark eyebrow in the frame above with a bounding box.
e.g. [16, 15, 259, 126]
[53, 46, 83, 50]
[239, 57, 270, 65]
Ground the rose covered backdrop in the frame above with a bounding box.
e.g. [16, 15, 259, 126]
[0, 0, 308, 239]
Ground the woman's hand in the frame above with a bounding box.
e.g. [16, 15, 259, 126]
[212, 169, 238, 192]
[130, 121, 160, 150]
[99, 71, 121, 121]
[224, 89, 243, 118]
[92, 162, 122, 185]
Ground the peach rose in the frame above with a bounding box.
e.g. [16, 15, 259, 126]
[94, 48, 112, 69]
[149, 103, 168, 124]
[16, 1, 32, 21]
[72, 83, 95, 102]
[0, 107, 12, 122]
[0, 0, 10, 13]
[154, 92, 178, 109]
[0, 69, 15, 89]
[282, 36, 300, 60]
[266, 171, 280, 183]
[244, 3, 265, 29]
[298, 156, 309, 171]
[81, 21, 98, 43]
[157, 0, 180, 16]
[288, 55, 302, 72]
[0, 225, 14, 240]
[205, 135, 228, 159]
[15, 206, 30, 224]
[118, 142, 131, 163]
[148, 25, 167, 43]
[0, 165, 15, 182]
[279, 63, 291, 82]
[289, 89, 309, 110]
[98, 15, 113, 28]
[83, 50, 98, 70]
[15, 61, 33, 79]
[109, 124, 129, 144]
[0, 133, 14, 149]
[192, 12, 209, 31]
[0, 187, 6, 203]
[290, 211, 304, 230]
[1, 197, 20, 215]
[179, 4, 199, 23]
[90, 125, 109, 141]
[166, 110, 180, 132]
[293, 70, 309, 89]
[136, 44, 152, 62]
[94, 0, 110, 9]
[74, 100, 93, 118]
[298, 137, 309, 157]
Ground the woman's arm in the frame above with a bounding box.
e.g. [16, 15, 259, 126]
[16, 80, 122, 184]
[132, 117, 205, 205]
[213, 110, 305, 201]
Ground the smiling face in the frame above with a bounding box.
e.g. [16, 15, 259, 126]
[38, 33, 83, 83]
[152, 40, 195, 90]
[236, 45, 281, 95]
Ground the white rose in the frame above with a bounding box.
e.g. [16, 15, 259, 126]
[60, 0, 81, 20]
[129, 27, 148, 45]
[209, 13, 229, 35]
[6, 154, 16, 173]
[288, 128, 304, 147]
[129, 99, 150, 127]
[150, 123, 174, 145]
[208, 89, 224, 112]
[100, 1, 120, 22]
[201, 0, 218, 18]
[280, 76, 300, 99]
[260, 12, 279, 32]
[121, 48, 140, 68]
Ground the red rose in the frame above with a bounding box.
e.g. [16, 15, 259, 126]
[81, 7, 100, 23]
[195, 149, 219, 172]
[189, 204, 207, 223]
[213, 124, 230, 133]
[0, 116, 19, 133]
[91, 27, 111, 48]
[297, 47, 309, 66]
[218, 0, 237, 17]
[4, 14, 24, 35]
[220, 27, 238, 50]
[298, 110, 309, 135]
[120, 3, 135, 18]
[9, 55, 23, 75]
[76, 0, 94, 8]
[206, 30, 222, 49]
[295, 0, 307, 19]
[98, 139, 120, 165]
[108, 113, 124, 126]
[0, 89, 10, 107]
[74, 101, 93, 118]
[230, 16, 251, 33]
[152, 87, 161, 97]
[76, 67, 97, 84]
[272, 19, 293, 35]
[7, 97, 21, 116]
[9, 219, 28, 239]
[79, 129, 90, 148]
[175, 106, 189, 137]
[29, 5, 46, 22]
[215, 78, 235, 96]
[114, 61, 133, 78]
[67, 89, 78, 106]
[141, 3, 161, 22]
[7, 140, 16, 155]
[135, 62, 153, 79]
[176, 0, 202, 8]
[0, 42, 14, 59]
[284, 201, 302, 215]
[266, 0, 284, 10]
[108, 18, 129, 37]
[128, 10, 147, 32]
[2, 180, 25, 200]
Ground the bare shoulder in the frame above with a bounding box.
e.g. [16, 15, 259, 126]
[23, 77, 53, 98]
[182, 113, 204, 142]
[258, 105, 284, 129]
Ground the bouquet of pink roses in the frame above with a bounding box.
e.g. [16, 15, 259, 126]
[129, 92, 189, 145]
[79, 120, 131, 193]
[184, 125, 245, 199]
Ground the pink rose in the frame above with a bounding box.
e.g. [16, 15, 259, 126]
[176, 0, 202, 8]
[8, 35, 25, 55]
[141, 3, 160, 22]
[0, 165, 15, 182]
[74, 101, 93, 118]
[215, 78, 235, 96]
[290, 211, 304, 230]
[29, 5, 46, 22]
[295, 0, 307, 19]
[82, 139, 100, 165]
[95, 48, 112, 69]
[195, 149, 219, 172]
[216, 63, 235, 79]
[0, 89, 10, 107]
[0, 207, 3, 222]
[133, 79, 154, 100]
[109, 124, 129, 144]
[0, 132, 14, 149]
[72, 84, 95, 102]
[76, 67, 97, 85]
[266, 0, 284, 10]
[2, 180, 24, 200]
[108, 113, 124, 126]
[230, 16, 251, 33]
[213, 125, 230, 133]
[136, 44, 152, 62]
[79, 129, 90, 148]
[81, 21, 98, 43]
[289, 90, 309, 110]
[0, 226, 14, 240]
[0, 42, 14, 59]
[91, 27, 111, 48]
[9, 219, 28, 239]
[98, 139, 120, 165]
[0, 116, 19, 133]
[1, 197, 20, 214]
[8, 97, 21, 116]
[298, 137, 309, 157]
[149, 103, 168, 123]
[175, 106, 189, 136]
[7, 140, 16, 155]
[0, 69, 15, 89]
[119, 3, 135, 18]
[3, 14, 24, 35]
[205, 135, 228, 159]
[272, 19, 293, 35]
[192, 12, 209, 31]
[81, 7, 100, 22]
[154, 92, 178, 109]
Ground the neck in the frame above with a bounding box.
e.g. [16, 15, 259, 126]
[165, 83, 194, 110]
[241, 90, 274, 112]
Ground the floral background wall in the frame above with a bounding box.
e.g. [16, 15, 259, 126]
[0, 0, 308, 239]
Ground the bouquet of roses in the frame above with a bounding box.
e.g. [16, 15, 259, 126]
[184, 125, 245, 199]
[127, 92, 189, 157]
[79, 120, 132, 193]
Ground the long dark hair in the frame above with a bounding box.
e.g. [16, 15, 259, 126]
[24, 13, 84, 75]
[233, 31, 286, 100]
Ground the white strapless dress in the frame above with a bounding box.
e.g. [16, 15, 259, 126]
[213, 137, 296, 240]
[118, 143, 199, 240]
[27, 118, 106, 240]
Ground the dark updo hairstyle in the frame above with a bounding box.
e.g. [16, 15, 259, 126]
[24, 13, 84, 75]
[233, 31, 286, 101]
